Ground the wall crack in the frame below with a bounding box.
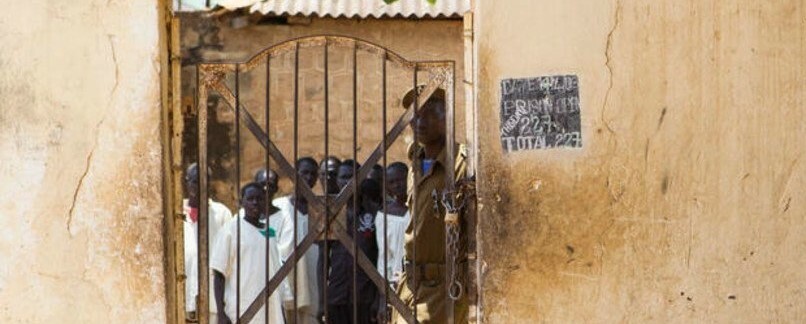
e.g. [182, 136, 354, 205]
[67, 146, 94, 234]
[66, 34, 118, 235]
[108, 34, 120, 96]
[601, 0, 621, 137]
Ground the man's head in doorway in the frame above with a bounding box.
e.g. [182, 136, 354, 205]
[386, 162, 408, 201]
[403, 86, 446, 147]
[319, 156, 341, 195]
[185, 162, 212, 209]
[337, 159, 361, 191]
[295, 157, 319, 189]
[239, 182, 266, 222]
[254, 168, 279, 200]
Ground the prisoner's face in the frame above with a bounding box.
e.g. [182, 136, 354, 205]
[386, 168, 407, 198]
[337, 165, 355, 191]
[241, 186, 265, 218]
[320, 160, 340, 194]
[297, 161, 319, 189]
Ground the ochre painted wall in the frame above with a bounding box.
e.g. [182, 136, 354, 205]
[474, 0, 805, 322]
[0, 1, 166, 322]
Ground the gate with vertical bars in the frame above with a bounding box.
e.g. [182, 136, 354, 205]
[190, 35, 465, 324]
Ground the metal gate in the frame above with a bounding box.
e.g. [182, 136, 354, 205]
[191, 35, 462, 324]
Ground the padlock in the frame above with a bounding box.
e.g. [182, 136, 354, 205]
[444, 211, 460, 225]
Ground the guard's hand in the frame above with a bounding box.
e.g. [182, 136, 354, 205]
[217, 313, 232, 324]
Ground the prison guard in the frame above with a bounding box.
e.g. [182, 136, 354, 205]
[392, 144, 468, 324]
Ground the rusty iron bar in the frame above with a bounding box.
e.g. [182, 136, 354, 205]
[270, 55, 282, 324]
[445, 65, 456, 206]
[292, 41, 300, 324]
[381, 50, 390, 320]
[412, 65, 419, 324]
[197, 65, 210, 324]
[351, 41, 358, 324]
[235, 63, 242, 324]
[445, 61, 456, 324]
[168, 16, 185, 324]
[323, 38, 330, 324]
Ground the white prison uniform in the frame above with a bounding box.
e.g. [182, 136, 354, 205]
[266, 209, 294, 304]
[184, 198, 233, 313]
[374, 211, 411, 284]
[209, 212, 284, 324]
[273, 195, 320, 323]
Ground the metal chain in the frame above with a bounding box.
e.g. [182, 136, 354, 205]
[437, 175, 475, 301]
[446, 221, 463, 300]
[441, 188, 465, 301]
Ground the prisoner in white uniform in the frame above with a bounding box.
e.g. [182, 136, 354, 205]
[210, 191, 284, 324]
[374, 210, 411, 285]
[274, 195, 320, 324]
[184, 198, 232, 314]
[374, 162, 411, 287]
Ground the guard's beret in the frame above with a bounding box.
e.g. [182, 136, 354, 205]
[401, 85, 446, 109]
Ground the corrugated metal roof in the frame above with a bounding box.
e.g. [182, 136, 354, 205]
[212, 0, 470, 18]
[174, 0, 210, 11]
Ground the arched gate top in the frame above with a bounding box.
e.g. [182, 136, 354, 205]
[198, 35, 454, 73]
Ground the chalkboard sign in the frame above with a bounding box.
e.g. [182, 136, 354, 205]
[499, 75, 582, 152]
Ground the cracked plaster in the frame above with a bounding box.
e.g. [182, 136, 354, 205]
[0, 0, 166, 322]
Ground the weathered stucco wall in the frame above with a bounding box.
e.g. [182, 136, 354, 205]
[475, 0, 805, 322]
[0, 1, 166, 322]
